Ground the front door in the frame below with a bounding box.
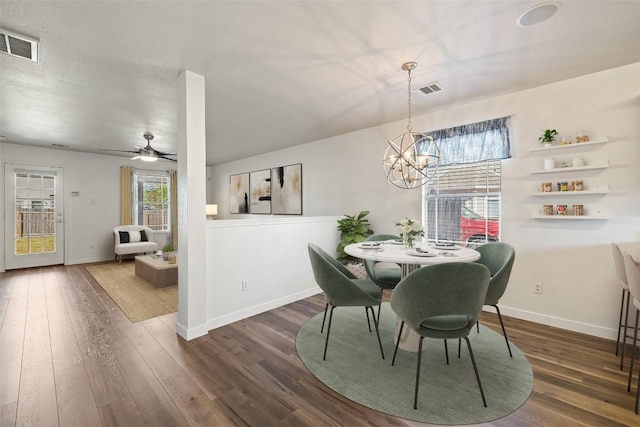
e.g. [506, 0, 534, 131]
[4, 164, 64, 269]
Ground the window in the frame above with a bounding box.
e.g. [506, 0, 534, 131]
[132, 170, 170, 231]
[421, 117, 511, 246]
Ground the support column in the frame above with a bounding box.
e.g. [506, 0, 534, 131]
[176, 70, 208, 340]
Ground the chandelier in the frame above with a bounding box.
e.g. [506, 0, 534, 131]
[382, 62, 440, 189]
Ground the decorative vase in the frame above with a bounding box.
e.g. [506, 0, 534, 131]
[162, 251, 169, 261]
[403, 235, 415, 248]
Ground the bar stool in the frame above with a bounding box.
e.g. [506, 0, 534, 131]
[622, 251, 640, 414]
[612, 243, 632, 370]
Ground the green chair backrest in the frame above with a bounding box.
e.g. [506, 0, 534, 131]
[390, 262, 490, 333]
[308, 243, 375, 306]
[475, 242, 515, 306]
[363, 234, 401, 287]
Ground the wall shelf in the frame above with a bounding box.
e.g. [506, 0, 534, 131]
[531, 185, 609, 197]
[531, 214, 608, 220]
[529, 137, 609, 152]
[531, 161, 609, 174]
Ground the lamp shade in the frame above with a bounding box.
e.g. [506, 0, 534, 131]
[206, 204, 218, 216]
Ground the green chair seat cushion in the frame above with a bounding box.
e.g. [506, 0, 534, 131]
[373, 266, 402, 286]
[420, 315, 471, 331]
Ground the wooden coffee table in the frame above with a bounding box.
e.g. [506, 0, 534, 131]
[134, 255, 178, 288]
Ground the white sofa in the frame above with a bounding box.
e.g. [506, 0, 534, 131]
[113, 225, 159, 262]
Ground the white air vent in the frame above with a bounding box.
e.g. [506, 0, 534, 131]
[0, 29, 39, 63]
[417, 82, 442, 95]
[51, 143, 70, 149]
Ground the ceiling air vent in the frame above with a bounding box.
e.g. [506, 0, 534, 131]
[417, 82, 442, 95]
[0, 29, 39, 63]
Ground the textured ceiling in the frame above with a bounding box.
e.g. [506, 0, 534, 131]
[1, 1, 640, 165]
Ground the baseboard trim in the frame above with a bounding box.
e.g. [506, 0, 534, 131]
[206, 287, 322, 332]
[176, 321, 209, 341]
[488, 305, 616, 341]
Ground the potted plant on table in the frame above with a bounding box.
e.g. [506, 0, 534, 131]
[336, 210, 374, 263]
[161, 243, 174, 261]
[395, 218, 424, 249]
[538, 129, 558, 147]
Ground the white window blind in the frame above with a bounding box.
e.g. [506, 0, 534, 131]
[423, 160, 502, 245]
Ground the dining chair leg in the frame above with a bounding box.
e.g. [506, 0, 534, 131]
[463, 336, 487, 408]
[627, 310, 639, 392]
[494, 305, 513, 357]
[365, 307, 372, 332]
[321, 303, 328, 333]
[392, 321, 405, 365]
[621, 293, 631, 371]
[443, 340, 449, 365]
[617, 289, 628, 356]
[414, 336, 425, 410]
[323, 306, 335, 361]
[368, 306, 385, 359]
[458, 338, 461, 358]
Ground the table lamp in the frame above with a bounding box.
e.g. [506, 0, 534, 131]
[206, 204, 218, 220]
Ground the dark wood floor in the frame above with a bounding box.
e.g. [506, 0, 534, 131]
[1, 264, 639, 426]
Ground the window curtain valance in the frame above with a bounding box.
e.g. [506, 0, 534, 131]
[421, 116, 512, 166]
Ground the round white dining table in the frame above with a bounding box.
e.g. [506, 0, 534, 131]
[345, 240, 481, 352]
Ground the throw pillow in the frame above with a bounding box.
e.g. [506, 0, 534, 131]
[118, 231, 130, 244]
[140, 229, 148, 242]
[129, 230, 142, 243]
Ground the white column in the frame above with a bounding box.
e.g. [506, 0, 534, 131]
[176, 70, 208, 340]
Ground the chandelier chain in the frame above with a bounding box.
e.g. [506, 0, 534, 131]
[407, 67, 413, 132]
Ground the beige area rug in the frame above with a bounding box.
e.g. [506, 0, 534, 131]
[86, 262, 178, 322]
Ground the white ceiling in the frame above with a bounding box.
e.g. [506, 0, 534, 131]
[1, 1, 639, 165]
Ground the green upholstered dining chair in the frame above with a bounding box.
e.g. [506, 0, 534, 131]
[390, 262, 491, 409]
[307, 243, 385, 361]
[474, 242, 516, 357]
[363, 234, 402, 322]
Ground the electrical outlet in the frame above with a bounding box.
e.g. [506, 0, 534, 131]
[241, 280, 248, 292]
[533, 281, 543, 294]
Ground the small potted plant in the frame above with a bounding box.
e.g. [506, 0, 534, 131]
[336, 210, 374, 262]
[161, 243, 174, 261]
[539, 129, 558, 147]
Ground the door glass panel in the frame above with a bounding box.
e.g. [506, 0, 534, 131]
[14, 171, 57, 256]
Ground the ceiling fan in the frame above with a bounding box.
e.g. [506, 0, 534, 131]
[100, 133, 176, 162]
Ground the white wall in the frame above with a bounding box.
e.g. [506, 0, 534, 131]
[0, 144, 176, 271]
[209, 62, 640, 339]
[204, 216, 339, 330]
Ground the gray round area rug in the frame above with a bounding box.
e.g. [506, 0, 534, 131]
[296, 303, 534, 425]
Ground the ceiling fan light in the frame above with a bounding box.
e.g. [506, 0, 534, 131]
[139, 155, 158, 162]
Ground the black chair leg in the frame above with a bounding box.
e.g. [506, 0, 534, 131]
[621, 292, 631, 371]
[464, 336, 487, 407]
[323, 306, 335, 360]
[494, 305, 513, 357]
[368, 306, 385, 359]
[392, 321, 404, 365]
[627, 310, 639, 392]
[414, 336, 425, 409]
[321, 303, 328, 333]
[458, 338, 461, 358]
[443, 340, 449, 365]
[477, 321, 480, 333]
[365, 307, 372, 332]
[616, 289, 628, 356]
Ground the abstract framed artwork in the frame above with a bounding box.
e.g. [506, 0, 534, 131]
[271, 163, 302, 215]
[249, 169, 271, 214]
[229, 172, 250, 214]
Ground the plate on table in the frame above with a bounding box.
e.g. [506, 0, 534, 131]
[434, 243, 460, 250]
[407, 249, 437, 257]
[360, 242, 381, 248]
[385, 239, 404, 245]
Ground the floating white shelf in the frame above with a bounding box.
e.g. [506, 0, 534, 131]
[529, 137, 609, 152]
[531, 185, 609, 196]
[531, 214, 608, 220]
[531, 161, 609, 174]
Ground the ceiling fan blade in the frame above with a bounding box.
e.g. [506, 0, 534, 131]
[159, 155, 177, 162]
[154, 150, 176, 156]
[100, 149, 141, 154]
